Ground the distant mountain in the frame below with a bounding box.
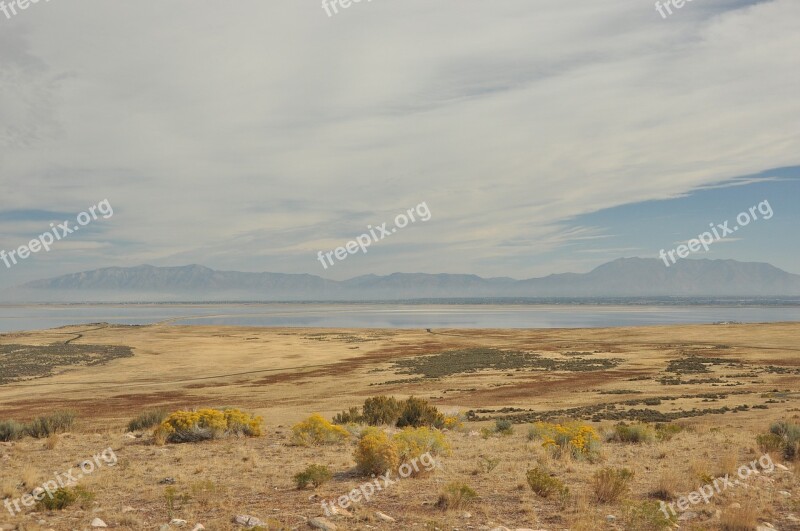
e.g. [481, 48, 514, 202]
[8, 258, 800, 302]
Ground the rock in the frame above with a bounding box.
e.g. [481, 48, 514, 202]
[490, 527, 511, 531]
[309, 517, 337, 530]
[375, 511, 395, 522]
[776, 464, 790, 471]
[192, 525, 206, 531]
[123, 432, 137, 439]
[91, 518, 108, 528]
[461, 512, 472, 519]
[170, 519, 188, 527]
[678, 511, 697, 521]
[606, 515, 616, 522]
[122, 506, 137, 513]
[779, 491, 791, 497]
[159, 477, 176, 485]
[233, 515, 266, 528]
[327, 505, 351, 517]
[756, 526, 776, 531]
[730, 502, 742, 509]
[159, 525, 171, 531]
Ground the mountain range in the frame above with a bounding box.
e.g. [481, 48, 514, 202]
[5, 258, 800, 302]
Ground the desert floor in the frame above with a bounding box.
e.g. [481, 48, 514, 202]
[1, 322, 798, 530]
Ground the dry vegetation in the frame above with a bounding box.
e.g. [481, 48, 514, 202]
[0, 322, 799, 530]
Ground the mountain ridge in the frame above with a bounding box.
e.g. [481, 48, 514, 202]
[9, 257, 800, 302]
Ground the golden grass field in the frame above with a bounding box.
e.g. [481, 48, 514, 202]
[1, 322, 799, 530]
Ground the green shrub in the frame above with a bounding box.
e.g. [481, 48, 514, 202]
[593, 467, 634, 503]
[757, 432, 784, 453]
[0, 420, 25, 442]
[436, 482, 477, 510]
[608, 422, 655, 444]
[127, 408, 168, 432]
[397, 397, 444, 429]
[526, 467, 569, 498]
[363, 396, 403, 425]
[291, 414, 350, 446]
[294, 464, 333, 489]
[771, 420, 800, 441]
[654, 423, 683, 441]
[332, 407, 363, 425]
[26, 411, 76, 439]
[764, 421, 800, 461]
[495, 419, 514, 435]
[36, 486, 94, 511]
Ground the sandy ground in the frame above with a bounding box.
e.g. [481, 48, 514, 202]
[0, 322, 798, 530]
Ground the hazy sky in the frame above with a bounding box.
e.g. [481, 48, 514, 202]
[1, 0, 798, 288]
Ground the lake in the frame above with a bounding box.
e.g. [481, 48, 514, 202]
[0, 302, 798, 332]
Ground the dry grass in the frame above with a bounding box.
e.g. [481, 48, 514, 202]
[0, 323, 798, 529]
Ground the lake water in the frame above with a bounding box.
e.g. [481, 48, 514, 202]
[0, 303, 798, 332]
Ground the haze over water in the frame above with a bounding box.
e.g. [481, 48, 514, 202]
[1, 302, 798, 333]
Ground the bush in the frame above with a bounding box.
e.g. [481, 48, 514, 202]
[436, 482, 477, 510]
[26, 411, 76, 439]
[762, 421, 800, 461]
[393, 427, 450, 468]
[294, 464, 333, 489]
[363, 396, 403, 425]
[332, 407, 363, 425]
[154, 408, 263, 444]
[442, 413, 464, 431]
[757, 433, 784, 453]
[36, 486, 94, 511]
[396, 397, 445, 429]
[0, 420, 25, 442]
[608, 422, 655, 444]
[127, 408, 168, 432]
[624, 500, 676, 530]
[592, 467, 634, 503]
[331, 396, 446, 429]
[354, 427, 400, 476]
[530, 421, 601, 459]
[654, 423, 683, 441]
[495, 419, 514, 435]
[291, 414, 350, 446]
[526, 467, 569, 498]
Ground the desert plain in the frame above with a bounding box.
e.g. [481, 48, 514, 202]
[0, 321, 798, 530]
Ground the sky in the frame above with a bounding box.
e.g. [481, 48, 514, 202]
[0, 0, 798, 289]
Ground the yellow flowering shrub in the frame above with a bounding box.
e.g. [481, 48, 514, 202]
[154, 408, 263, 444]
[529, 421, 600, 459]
[291, 414, 350, 446]
[442, 414, 464, 431]
[393, 426, 450, 462]
[354, 427, 400, 476]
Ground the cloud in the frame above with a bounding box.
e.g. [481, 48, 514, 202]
[0, 0, 798, 285]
